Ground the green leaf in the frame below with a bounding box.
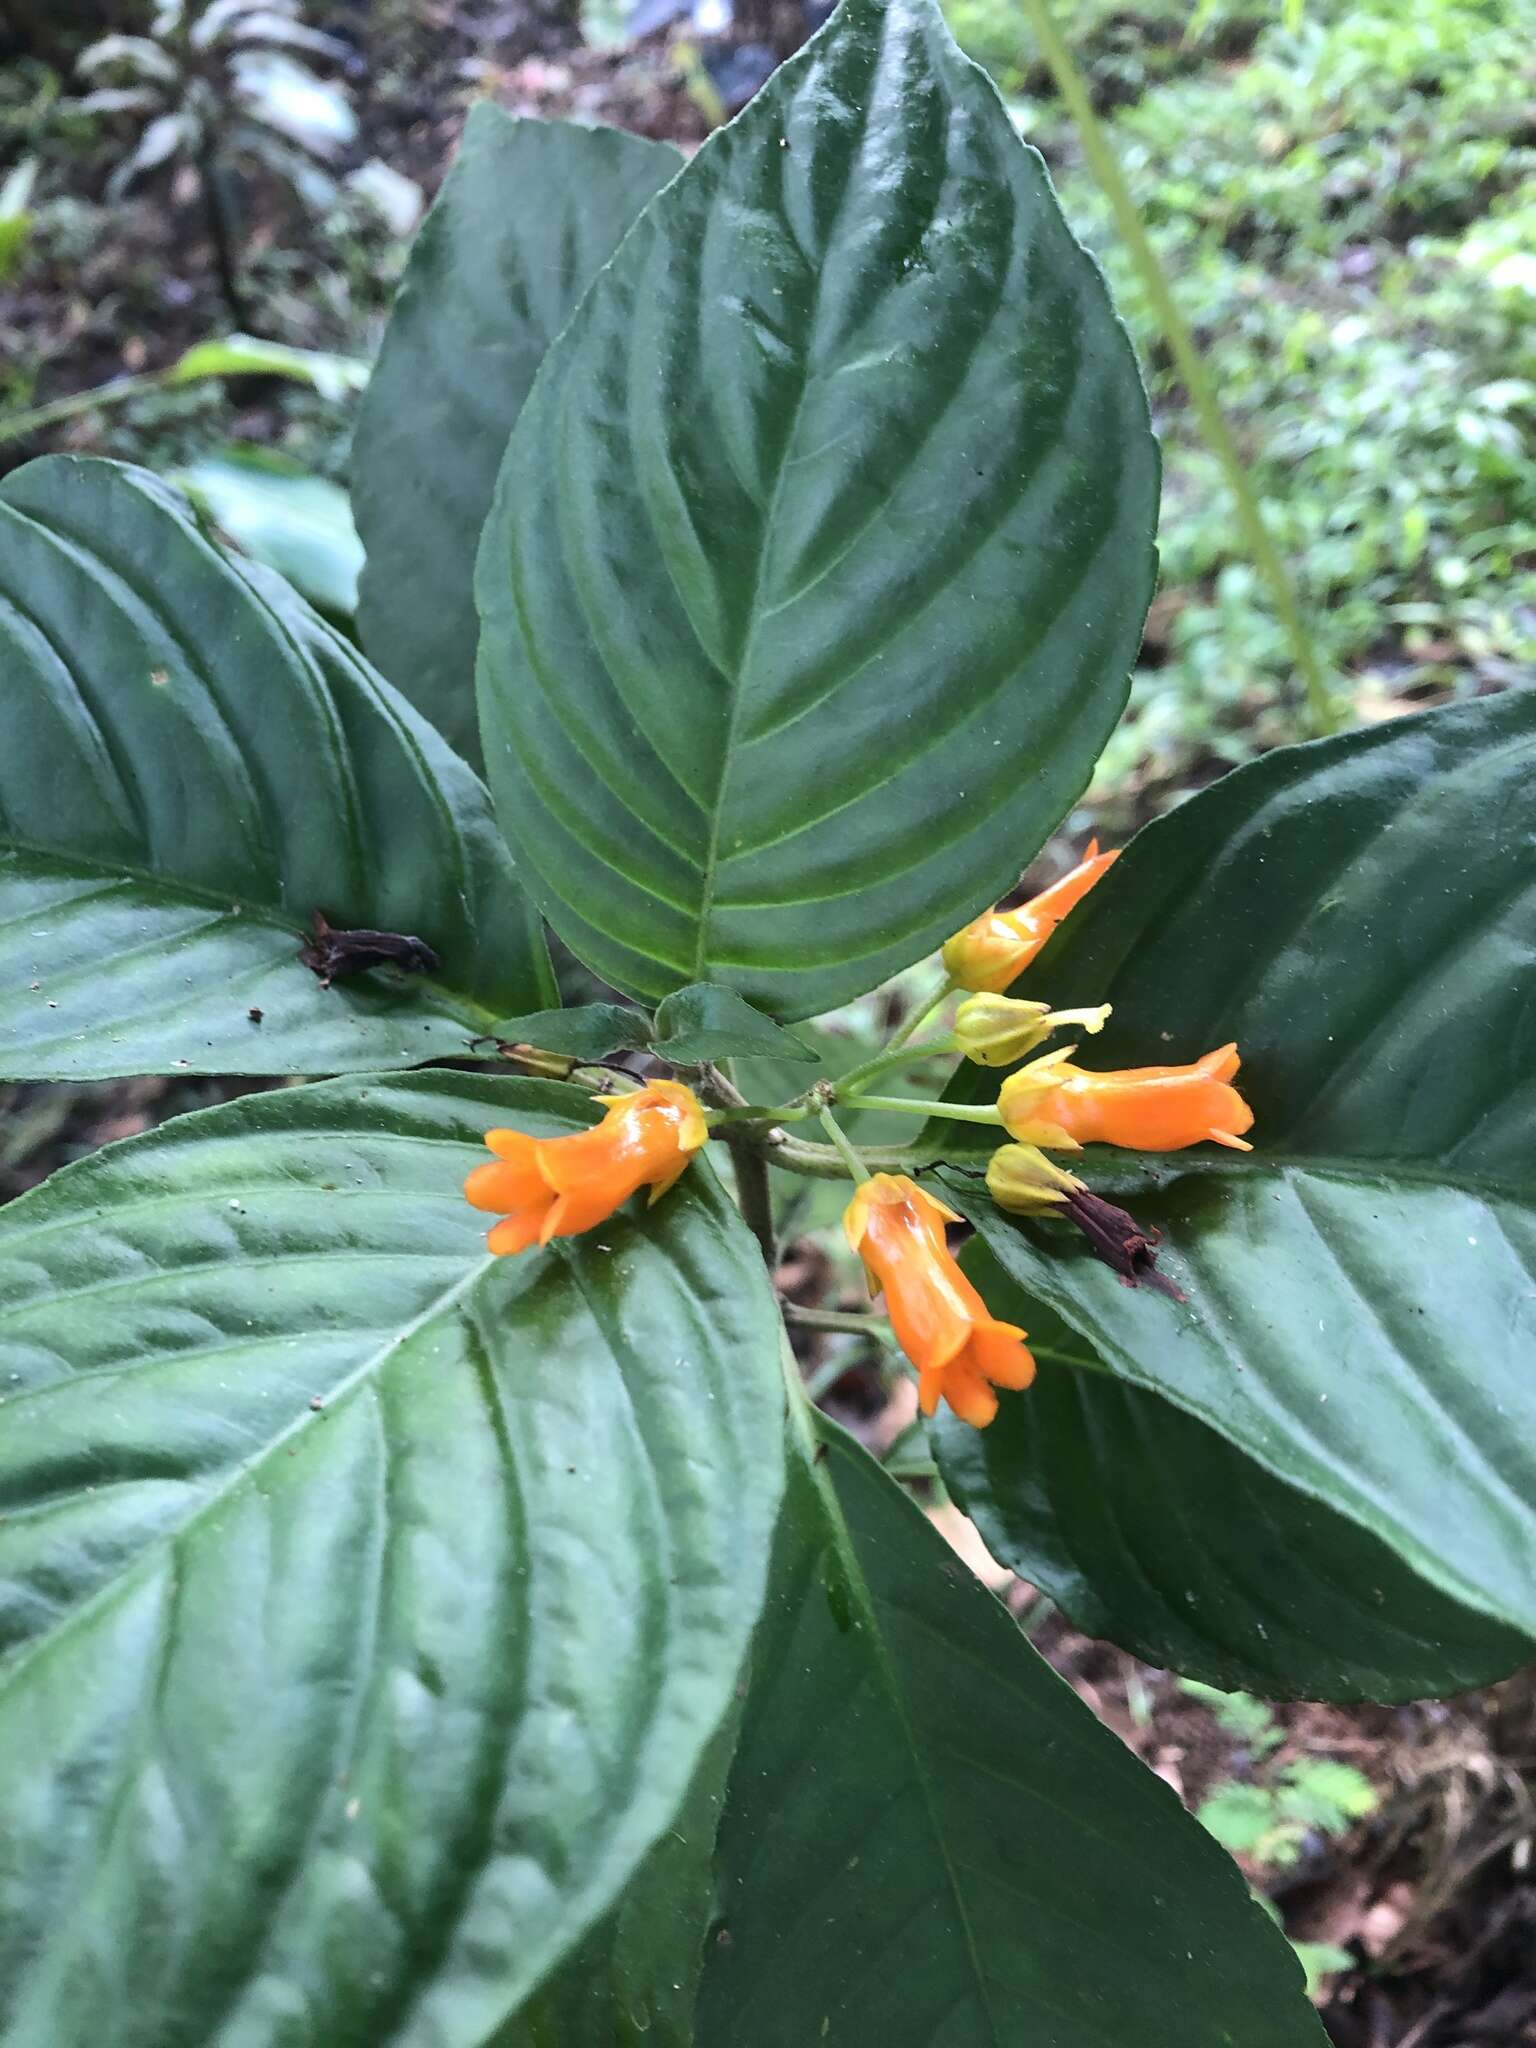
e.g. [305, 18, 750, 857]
[169, 332, 368, 400]
[485, 1002, 655, 1059]
[0, 456, 553, 1079]
[1177, 1680, 1282, 1754]
[933, 1252, 1532, 1700]
[0, 156, 35, 286]
[500, 1712, 735, 2048]
[1274, 1761, 1376, 1834]
[1291, 1943, 1354, 1998]
[935, 690, 1536, 1648]
[176, 445, 364, 617]
[0, 1070, 783, 2048]
[353, 109, 681, 765]
[476, 0, 1158, 1019]
[697, 1409, 1325, 2047]
[652, 982, 817, 1065]
[1197, 1785, 1277, 1858]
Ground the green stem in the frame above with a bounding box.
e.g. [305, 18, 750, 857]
[198, 148, 249, 329]
[817, 1105, 872, 1184]
[724, 1127, 778, 1268]
[833, 1033, 959, 1100]
[706, 1100, 815, 1126]
[884, 977, 959, 1056]
[842, 1094, 1004, 1126]
[785, 1304, 894, 1338]
[0, 372, 171, 446]
[1017, 0, 1342, 740]
[762, 1135, 919, 1181]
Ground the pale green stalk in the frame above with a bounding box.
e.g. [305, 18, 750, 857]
[817, 1105, 873, 1184]
[1018, 0, 1342, 738]
[840, 1094, 1004, 1126]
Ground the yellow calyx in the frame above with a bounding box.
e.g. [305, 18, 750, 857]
[985, 1143, 1087, 1214]
[953, 994, 1112, 1067]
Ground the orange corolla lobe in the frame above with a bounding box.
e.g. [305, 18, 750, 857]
[941, 842, 1120, 994]
[465, 1079, 708, 1253]
[998, 1043, 1254, 1153]
[842, 1173, 1036, 1429]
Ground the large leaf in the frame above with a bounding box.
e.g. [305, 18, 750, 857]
[353, 110, 682, 764]
[0, 456, 552, 1079]
[476, 0, 1158, 1019]
[0, 1071, 782, 2048]
[697, 1409, 1324, 2046]
[935, 1250, 1532, 1700]
[500, 1714, 734, 2048]
[934, 689, 1536, 1648]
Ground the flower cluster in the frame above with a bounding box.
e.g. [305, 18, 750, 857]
[843, 849, 1252, 1428]
[462, 842, 1254, 1437]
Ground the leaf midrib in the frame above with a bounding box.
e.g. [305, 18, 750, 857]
[964, 1183, 1536, 1640]
[791, 1396, 1004, 2048]
[687, 50, 883, 984]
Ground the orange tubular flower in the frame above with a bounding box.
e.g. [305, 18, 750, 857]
[843, 1174, 1036, 1429]
[465, 1080, 707, 1254]
[941, 841, 1120, 994]
[998, 1043, 1254, 1153]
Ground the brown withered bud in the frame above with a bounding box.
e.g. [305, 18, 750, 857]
[1062, 1187, 1186, 1302]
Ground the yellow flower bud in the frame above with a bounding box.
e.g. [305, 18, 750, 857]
[940, 842, 1120, 993]
[985, 1143, 1086, 1214]
[954, 995, 1113, 1067]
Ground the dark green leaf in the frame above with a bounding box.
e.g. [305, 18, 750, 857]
[935, 690, 1536, 1645]
[477, 0, 1157, 1018]
[499, 1713, 735, 2048]
[0, 1071, 782, 2048]
[698, 1410, 1324, 2047]
[485, 1002, 654, 1059]
[652, 983, 817, 1065]
[934, 1247, 1532, 1700]
[354, 109, 682, 764]
[0, 456, 553, 1078]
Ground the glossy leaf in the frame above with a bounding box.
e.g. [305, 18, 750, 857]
[477, 0, 1158, 1018]
[935, 690, 1536, 1645]
[0, 1071, 783, 2048]
[500, 1715, 734, 2048]
[354, 109, 682, 763]
[934, 1249, 1532, 1700]
[0, 456, 552, 1079]
[652, 982, 817, 1065]
[697, 1411, 1324, 2046]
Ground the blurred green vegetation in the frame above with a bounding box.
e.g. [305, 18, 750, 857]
[947, 0, 1536, 802]
[4, 0, 1532, 807]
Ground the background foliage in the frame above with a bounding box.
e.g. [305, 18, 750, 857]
[944, 0, 1536, 801]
